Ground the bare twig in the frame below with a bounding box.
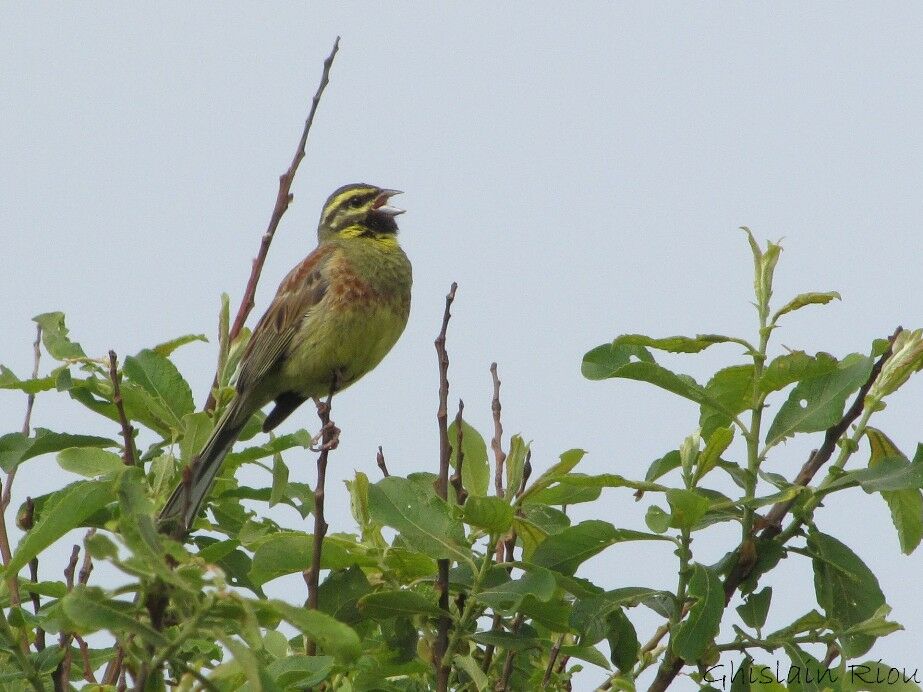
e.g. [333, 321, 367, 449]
[303, 379, 339, 655]
[108, 351, 137, 466]
[75, 636, 97, 683]
[649, 328, 902, 692]
[376, 445, 390, 477]
[450, 400, 468, 505]
[205, 37, 341, 412]
[490, 363, 506, 498]
[542, 634, 566, 687]
[0, 324, 42, 609]
[27, 555, 44, 651]
[434, 283, 457, 692]
[497, 613, 525, 691]
[54, 546, 82, 689]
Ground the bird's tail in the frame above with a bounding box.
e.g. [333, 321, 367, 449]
[158, 398, 252, 536]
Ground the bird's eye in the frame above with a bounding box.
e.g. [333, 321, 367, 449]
[349, 197, 364, 208]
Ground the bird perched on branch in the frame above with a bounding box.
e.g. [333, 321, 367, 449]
[159, 183, 412, 535]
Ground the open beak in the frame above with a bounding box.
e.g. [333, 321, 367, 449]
[372, 189, 405, 217]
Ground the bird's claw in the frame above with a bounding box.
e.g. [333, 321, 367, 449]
[309, 420, 341, 452]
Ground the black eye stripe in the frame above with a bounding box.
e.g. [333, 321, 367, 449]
[344, 191, 377, 210]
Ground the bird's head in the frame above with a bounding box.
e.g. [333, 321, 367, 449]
[317, 183, 404, 242]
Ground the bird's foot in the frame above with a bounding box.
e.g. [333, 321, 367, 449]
[309, 419, 341, 452]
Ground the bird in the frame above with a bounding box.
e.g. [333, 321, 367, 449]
[159, 183, 412, 535]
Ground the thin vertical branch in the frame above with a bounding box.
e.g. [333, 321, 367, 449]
[450, 400, 468, 504]
[74, 636, 97, 683]
[303, 380, 339, 655]
[490, 363, 506, 499]
[542, 634, 566, 687]
[107, 351, 137, 466]
[0, 324, 42, 610]
[54, 546, 81, 690]
[205, 37, 341, 412]
[376, 445, 390, 477]
[434, 282, 458, 692]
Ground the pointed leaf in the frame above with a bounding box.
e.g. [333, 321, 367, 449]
[265, 600, 361, 661]
[358, 590, 443, 619]
[57, 448, 124, 477]
[532, 520, 672, 576]
[8, 479, 115, 575]
[62, 586, 166, 646]
[765, 353, 873, 446]
[123, 349, 195, 423]
[671, 564, 723, 662]
[613, 333, 740, 354]
[33, 312, 86, 360]
[448, 418, 489, 497]
[462, 496, 514, 533]
[759, 351, 839, 394]
[772, 291, 841, 323]
[808, 530, 885, 657]
[368, 477, 471, 566]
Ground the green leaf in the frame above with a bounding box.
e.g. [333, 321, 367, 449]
[765, 353, 873, 446]
[358, 590, 444, 619]
[33, 312, 86, 359]
[765, 609, 828, 640]
[605, 608, 639, 671]
[759, 352, 838, 394]
[645, 505, 670, 534]
[475, 566, 556, 614]
[671, 564, 723, 662]
[8, 479, 115, 575]
[454, 654, 488, 691]
[505, 434, 529, 500]
[520, 449, 586, 502]
[570, 587, 673, 643]
[582, 341, 654, 380]
[865, 428, 923, 554]
[151, 333, 208, 357]
[269, 452, 289, 507]
[808, 530, 885, 657]
[225, 430, 312, 467]
[772, 291, 841, 323]
[645, 450, 681, 483]
[62, 586, 167, 646]
[56, 447, 124, 477]
[666, 489, 709, 530]
[448, 418, 489, 497]
[462, 496, 514, 533]
[560, 643, 612, 671]
[266, 655, 334, 688]
[469, 629, 540, 651]
[123, 349, 195, 424]
[249, 532, 374, 586]
[842, 604, 903, 639]
[265, 600, 361, 662]
[612, 333, 740, 354]
[695, 427, 734, 484]
[180, 411, 213, 465]
[367, 476, 471, 566]
[0, 365, 57, 394]
[225, 636, 281, 692]
[736, 587, 772, 630]
[541, 473, 668, 496]
[532, 520, 672, 576]
[0, 429, 118, 473]
[699, 365, 754, 438]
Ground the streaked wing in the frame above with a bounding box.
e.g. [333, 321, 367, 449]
[235, 244, 333, 393]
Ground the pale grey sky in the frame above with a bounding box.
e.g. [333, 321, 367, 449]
[3, 4, 923, 689]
